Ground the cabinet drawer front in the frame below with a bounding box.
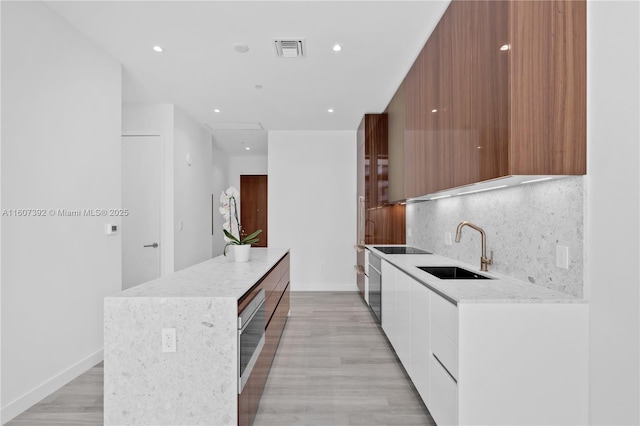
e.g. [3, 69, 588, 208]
[431, 292, 458, 344]
[430, 354, 458, 426]
[364, 250, 369, 275]
[432, 325, 458, 380]
[370, 253, 382, 272]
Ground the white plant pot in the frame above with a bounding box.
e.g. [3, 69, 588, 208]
[233, 245, 251, 262]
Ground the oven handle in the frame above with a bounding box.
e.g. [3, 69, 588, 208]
[238, 334, 265, 394]
[238, 289, 265, 331]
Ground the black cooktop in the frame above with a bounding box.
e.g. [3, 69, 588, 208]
[374, 246, 432, 255]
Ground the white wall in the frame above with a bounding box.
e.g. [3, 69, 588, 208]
[173, 107, 214, 270]
[586, 2, 640, 424]
[212, 146, 230, 256]
[122, 103, 175, 275]
[123, 104, 215, 272]
[268, 131, 356, 291]
[1, 1, 121, 422]
[227, 155, 268, 192]
[217, 154, 268, 251]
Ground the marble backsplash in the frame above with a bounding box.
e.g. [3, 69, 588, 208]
[406, 176, 584, 297]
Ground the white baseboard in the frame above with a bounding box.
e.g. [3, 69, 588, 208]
[1, 348, 104, 425]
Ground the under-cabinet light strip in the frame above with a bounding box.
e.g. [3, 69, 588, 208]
[429, 194, 452, 200]
[456, 185, 508, 196]
[520, 177, 553, 184]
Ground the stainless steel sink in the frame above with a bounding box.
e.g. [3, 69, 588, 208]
[417, 266, 492, 280]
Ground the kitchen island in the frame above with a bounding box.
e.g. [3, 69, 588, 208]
[104, 248, 290, 426]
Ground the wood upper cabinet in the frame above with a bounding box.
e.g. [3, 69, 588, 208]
[359, 114, 389, 210]
[401, 0, 586, 199]
[387, 82, 405, 203]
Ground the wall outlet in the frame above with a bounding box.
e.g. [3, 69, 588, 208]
[162, 328, 176, 353]
[445, 232, 452, 246]
[556, 245, 569, 269]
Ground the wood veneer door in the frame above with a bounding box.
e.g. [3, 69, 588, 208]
[403, 49, 422, 199]
[473, 0, 509, 182]
[508, 0, 586, 175]
[449, 0, 479, 188]
[240, 175, 267, 247]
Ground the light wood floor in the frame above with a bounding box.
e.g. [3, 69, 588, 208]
[7, 292, 434, 426]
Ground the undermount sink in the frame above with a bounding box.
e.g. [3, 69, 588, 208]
[417, 266, 492, 280]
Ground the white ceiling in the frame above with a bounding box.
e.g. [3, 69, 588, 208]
[45, 0, 449, 155]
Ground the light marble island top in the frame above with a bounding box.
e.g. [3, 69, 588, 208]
[112, 247, 289, 299]
[367, 245, 585, 304]
[104, 248, 289, 426]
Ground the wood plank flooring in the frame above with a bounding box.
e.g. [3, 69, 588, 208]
[6, 363, 103, 425]
[6, 292, 434, 426]
[253, 292, 434, 426]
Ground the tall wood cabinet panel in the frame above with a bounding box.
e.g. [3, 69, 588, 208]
[366, 204, 406, 245]
[400, 0, 586, 199]
[357, 114, 406, 246]
[360, 114, 389, 210]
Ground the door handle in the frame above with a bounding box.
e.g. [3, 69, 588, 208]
[144, 242, 159, 248]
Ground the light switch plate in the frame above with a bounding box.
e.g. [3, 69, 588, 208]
[556, 245, 569, 269]
[407, 228, 412, 238]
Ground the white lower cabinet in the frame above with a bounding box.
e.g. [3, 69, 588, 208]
[430, 354, 458, 426]
[380, 260, 397, 347]
[408, 272, 430, 404]
[379, 261, 589, 426]
[394, 270, 413, 370]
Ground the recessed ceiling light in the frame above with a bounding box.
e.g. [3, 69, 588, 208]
[214, 109, 220, 113]
[500, 44, 510, 51]
[153, 45, 163, 53]
[234, 44, 250, 53]
[245, 147, 251, 151]
[328, 108, 334, 113]
[431, 109, 438, 113]
[255, 84, 263, 89]
[332, 44, 342, 52]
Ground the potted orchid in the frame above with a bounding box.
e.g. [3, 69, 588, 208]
[219, 186, 262, 261]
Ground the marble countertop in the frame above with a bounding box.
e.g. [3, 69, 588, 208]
[367, 245, 585, 305]
[110, 248, 289, 299]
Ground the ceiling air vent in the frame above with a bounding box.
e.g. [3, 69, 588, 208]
[273, 39, 305, 58]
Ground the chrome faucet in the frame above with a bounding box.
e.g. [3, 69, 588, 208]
[455, 221, 493, 272]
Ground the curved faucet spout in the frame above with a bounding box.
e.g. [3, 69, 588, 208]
[455, 221, 493, 272]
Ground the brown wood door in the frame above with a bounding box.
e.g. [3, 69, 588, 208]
[240, 175, 268, 247]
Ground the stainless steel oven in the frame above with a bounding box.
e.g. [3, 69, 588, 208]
[238, 289, 265, 394]
[368, 253, 382, 324]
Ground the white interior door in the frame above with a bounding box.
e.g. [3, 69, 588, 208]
[122, 135, 161, 290]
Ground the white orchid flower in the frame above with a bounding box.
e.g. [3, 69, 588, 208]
[225, 186, 240, 199]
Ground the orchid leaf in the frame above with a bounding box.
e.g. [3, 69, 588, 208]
[241, 229, 262, 244]
[223, 229, 240, 244]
